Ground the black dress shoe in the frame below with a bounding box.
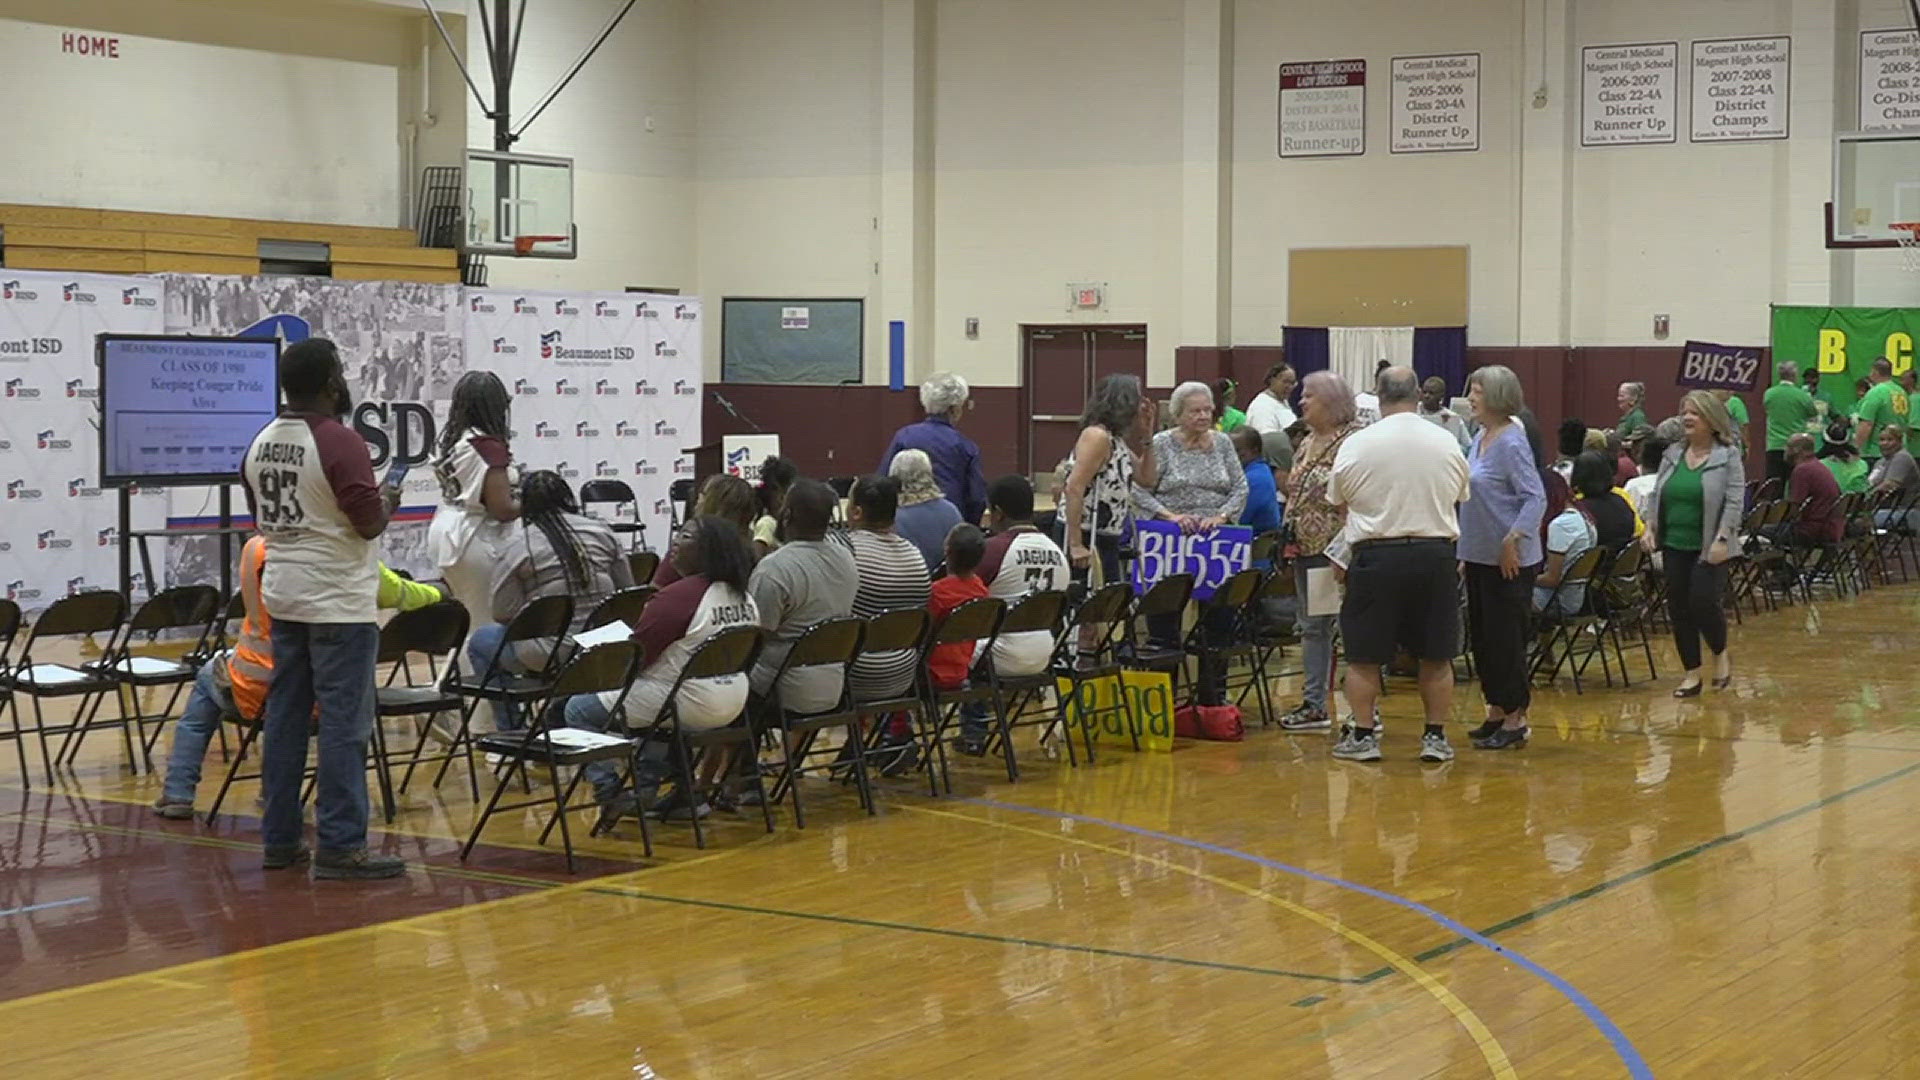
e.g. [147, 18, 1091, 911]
[1468, 719, 1502, 741]
[1472, 726, 1528, 750]
[1672, 681, 1703, 698]
[1711, 674, 1732, 690]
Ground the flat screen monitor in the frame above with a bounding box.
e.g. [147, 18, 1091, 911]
[98, 334, 281, 487]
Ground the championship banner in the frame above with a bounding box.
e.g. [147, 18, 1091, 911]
[1770, 306, 1920, 407]
[0, 270, 166, 609]
[1131, 520, 1253, 600]
[161, 275, 463, 586]
[463, 290, 700, 550]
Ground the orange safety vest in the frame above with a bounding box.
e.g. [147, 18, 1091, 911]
[227, 536, 275, 721]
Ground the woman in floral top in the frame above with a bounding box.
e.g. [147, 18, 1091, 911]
[1279, 371, 1362, 730]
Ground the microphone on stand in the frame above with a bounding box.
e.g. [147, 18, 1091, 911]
[709, 390, 764, 433]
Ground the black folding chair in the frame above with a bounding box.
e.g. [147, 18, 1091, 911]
[0, 591, 127, 786]
[1238, 561, 1301, 723]
[402, 594, 573, 799]
[626, 550, 661, 586]
[585, 586, 655, 631]
[1182, 568, 1266, 715]
[1582, 543, 1658, 686]
[919, 597, 1007, 793]
[626, 625, 768, 850]
[77, 585, 222, 772]
[463, 641, 647, 872]
[581, 479, 648, 551]
[0, 599, 24, 785]
[971, 590, 1069, 781]
[847, 608, 934, 786]
[1049, 582, 1138, 756]
[1529, 546, 1610, 692]
[668, 478, 696, 531]
[1120, 572, 1197, 704]
[761, 616, 868, 827]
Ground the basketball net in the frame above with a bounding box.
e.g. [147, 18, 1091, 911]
[1893, 222, 1920, 274]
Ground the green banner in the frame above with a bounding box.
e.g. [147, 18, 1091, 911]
[1769, 305, 1919, 408]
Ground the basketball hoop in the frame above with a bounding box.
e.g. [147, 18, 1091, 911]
[512, 234, 569, 257]
[1891, 222, 1920, 273]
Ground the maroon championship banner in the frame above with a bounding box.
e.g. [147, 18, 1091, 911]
[1676, 340, 1763, 391]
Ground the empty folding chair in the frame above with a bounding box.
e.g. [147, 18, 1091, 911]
[1583, 543, 1658, 686]
[761, 616, 868, 827]
[580, 479, 648, 551]
[0, 591, 127, 786]
[1120, 572, 1197, 704]
[1049, 582, 1138, 756]
[462, 641, 646, 872]
[402, 594, 572, 799]
[0, 600, 23, 785]
[1185, 568, 1267, 717]
[81, 585, 223, 771]
[1238, 562, 1302, 722]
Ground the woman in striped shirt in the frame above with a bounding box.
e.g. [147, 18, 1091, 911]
[844, 474, 932, 775]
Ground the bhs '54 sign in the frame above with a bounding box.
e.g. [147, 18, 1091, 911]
[1676, 340, 1763, 392]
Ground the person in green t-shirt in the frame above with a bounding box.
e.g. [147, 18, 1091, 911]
[1763, 361, 1819, 483]
[1853, 358, 1911, 462]
[1615, 380, 1648, 436]
[1213, 378, 1247, 432]
[1823, 423, 1872, 494]
[1714, 389, 1749, 450]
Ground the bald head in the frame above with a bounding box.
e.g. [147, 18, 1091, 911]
[1377, 365, 1420, 413]
[1785, 432, 1817, 462]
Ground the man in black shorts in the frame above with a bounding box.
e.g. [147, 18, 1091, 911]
[1325, 366, 1471, 763]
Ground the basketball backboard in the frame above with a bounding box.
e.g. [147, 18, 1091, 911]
[464, 149, 576, 258]
[1829, 131, 1920, 247]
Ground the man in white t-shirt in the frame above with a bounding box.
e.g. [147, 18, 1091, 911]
[241, 338, 400, 880]
[955, 476, 1070, 755]
[1243, 362, 1299, 435]
[1325, 365, 1470, 766]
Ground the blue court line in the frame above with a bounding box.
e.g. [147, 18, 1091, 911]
[0, 897, 90, 919]
[967, 797, 1654, 1080]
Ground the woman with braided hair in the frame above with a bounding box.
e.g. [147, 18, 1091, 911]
[468, 470, 631, 729]
[428, 371, 520, 634]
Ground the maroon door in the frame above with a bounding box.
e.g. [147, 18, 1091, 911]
[1021, 325, 1148, 477]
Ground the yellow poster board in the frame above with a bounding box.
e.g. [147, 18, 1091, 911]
[1055, 670, 1175, 753]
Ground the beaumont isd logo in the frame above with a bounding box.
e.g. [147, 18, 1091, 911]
[512, 297, 538, 315]
[97, 526, 117, 546]
[614, 420, 640, 438]
[5, 378, 42, 399]
[37, 429, 73, 450]
[594, 379, 618, 396]
[574, 420, 601, 438]
[121, 287, 157, 308]
[68, 478, 103, 498]
[633, 459, 660, 476]
[594, 300, 620, 317]
[6, 580, 41, 602]
[470, 295, 498, 314]
[533, 421, 560, 440]
[554, 460, 582, 480]
[673, 304, 697, 321]
[554, 298, 580, 317]
[492, 336, 519, 355]
[653, 421, 679, 437]
[540, 330, 563, 359]
[672, 379, 697, 396]
[65, 379, 99, 399]
[62, 282, 97, 304]
[673, 458, 695, 475]
[2, 280, 40, 301]
[512, 378, 539, 397]
[653, 341, 679, 358]
[634, 379, 659, 397]
[594, 461, 619, 477]
[634, 302, 660, 320]
[37, 529, 73, 550]
[554, 378, 581, 397]
[7, 478, 44, 500]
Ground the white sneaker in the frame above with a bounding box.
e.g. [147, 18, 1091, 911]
[1419, 732, 1455, 763]
[1331, 726, 1382, 762]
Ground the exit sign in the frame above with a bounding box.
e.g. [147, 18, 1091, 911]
[1068, 282, 1106, 309]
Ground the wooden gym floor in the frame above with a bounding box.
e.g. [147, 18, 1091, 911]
[6, 578, 1920, 1078]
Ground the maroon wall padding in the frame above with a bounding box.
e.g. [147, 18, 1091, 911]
[708, 342, 1769, 489]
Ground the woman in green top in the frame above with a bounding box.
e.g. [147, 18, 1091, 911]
[1640, 390, 1744, 698]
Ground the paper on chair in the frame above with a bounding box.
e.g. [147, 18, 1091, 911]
[571, 621, 632, 649]
[1305, 567, 1343, 618]
[540, 728, 631, 751]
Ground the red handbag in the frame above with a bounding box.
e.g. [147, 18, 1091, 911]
[1174, 704, 1245, 742]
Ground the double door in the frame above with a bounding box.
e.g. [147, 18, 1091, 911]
[1021, 325, 1147, 478]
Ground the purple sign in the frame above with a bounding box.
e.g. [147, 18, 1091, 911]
[1677, 340, 1764, 392]
[1131, 519, 1253, 600]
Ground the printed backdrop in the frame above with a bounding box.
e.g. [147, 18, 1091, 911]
[0, 271, 166, 608]
[0, 269, 700, 610]
[462, 289, 700, 550]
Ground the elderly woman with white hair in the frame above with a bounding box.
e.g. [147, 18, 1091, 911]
[1133, 380, 1248, 703]
[888, 449, 963, 570]
[881, 372, 987, 526]
[1276, 370, 1363, 731]
[1461, 364, 1548, 751]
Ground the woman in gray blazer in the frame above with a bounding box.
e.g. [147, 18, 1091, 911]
[1639, 390, 1745, 697]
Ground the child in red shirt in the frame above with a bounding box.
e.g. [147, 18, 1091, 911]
[928, 524, 990, 690]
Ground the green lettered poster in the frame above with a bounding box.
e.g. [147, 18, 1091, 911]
[1769, 305, 1920, 410]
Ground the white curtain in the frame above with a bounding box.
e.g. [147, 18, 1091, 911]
[1329, 326, 1415, 398]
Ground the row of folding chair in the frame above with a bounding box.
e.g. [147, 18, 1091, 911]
[1528, 542, 1661, 694]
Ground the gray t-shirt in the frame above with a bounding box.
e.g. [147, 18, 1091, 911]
[488, 513, 634, 667]
[1871, 449, 1920, 494]
[747, 538, 859, 712]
